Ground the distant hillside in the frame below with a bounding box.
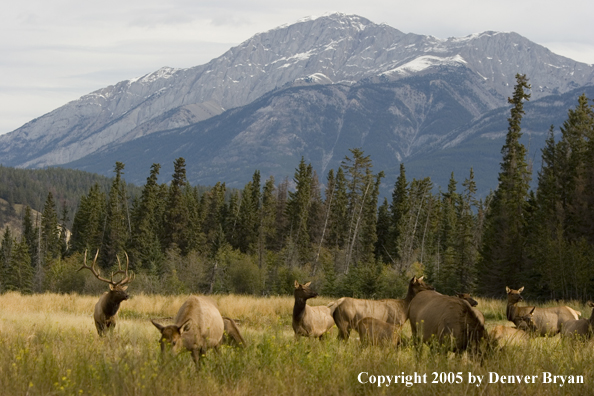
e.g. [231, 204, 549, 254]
[0, 166, 142, 234]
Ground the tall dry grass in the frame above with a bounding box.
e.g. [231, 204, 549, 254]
[0, 292, 593, 395]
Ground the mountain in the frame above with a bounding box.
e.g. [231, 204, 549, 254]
[1, 13, 593, 193]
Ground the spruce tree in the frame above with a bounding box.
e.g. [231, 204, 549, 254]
[479, 74, 532, 296]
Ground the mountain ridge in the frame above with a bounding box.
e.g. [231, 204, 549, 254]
[1, 13, 592, 172]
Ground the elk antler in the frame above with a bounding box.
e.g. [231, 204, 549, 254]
[112, 251, 135, 286]
[78, 249, 135, 286]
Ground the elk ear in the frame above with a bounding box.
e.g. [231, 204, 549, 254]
[506, 286, 511, 293]
[588, 301, 594, 308]
[304, 281, 311, 287]
[518, 286, 524, 293]
[418, 276, 424, 281]
[294, 280, 300, 288]
[120, 285, 128, 291]
[180, 319, 193, 334]
[151, 319, 165, 333]
[529, 307, 535, 314]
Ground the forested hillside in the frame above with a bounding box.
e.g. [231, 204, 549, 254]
[1, 76, 593, 301]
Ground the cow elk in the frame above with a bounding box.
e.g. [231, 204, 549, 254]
[151, 296, 244, 366]
[292, 281, 335, 339]
[490, 307, 536, 348]
[456, 292, 478, 307]
[562, 302, 594, 338]
[408, 290, 487, 352]
[506, 286, 580, 336]
[79, 249, 135, 336]
[332, 276, 434, 340]
[356, 317, 401, 346]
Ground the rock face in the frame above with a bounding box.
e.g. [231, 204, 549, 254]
[0, 13, 593, 179]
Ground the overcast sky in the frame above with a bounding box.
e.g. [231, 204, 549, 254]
[2, 0, 593, 135]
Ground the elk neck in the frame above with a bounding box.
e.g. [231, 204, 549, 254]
[293, 295, 309, 322]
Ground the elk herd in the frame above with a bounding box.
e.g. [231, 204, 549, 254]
[77, 250, 594, 367]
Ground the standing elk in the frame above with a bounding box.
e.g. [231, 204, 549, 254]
[562, 302, 594, 338]
[151, 296, 244, 366]
[506, 286, 580, 336]
[79, 249, 135, 336]
[408, 290, 487, 352]
[332, 276, 434, 340]
[292, 281, 335, 339]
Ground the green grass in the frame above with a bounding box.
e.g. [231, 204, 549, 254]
[0, 293, 593, 395]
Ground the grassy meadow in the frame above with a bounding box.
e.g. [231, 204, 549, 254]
[0, 292, 593, 395]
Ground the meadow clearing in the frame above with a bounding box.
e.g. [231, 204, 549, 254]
[0, 292, 593, 395]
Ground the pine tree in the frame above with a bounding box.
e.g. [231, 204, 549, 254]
[41, 191, 61, 264]
[0, 227, 13, 292]
[479, 74, 532, 295]
[70, 183, 106, 254]
[22, 206, 39, 269]
[5, 239, 33, 294]
[286, 158, 313, 264]
[389, 163, 409, 263]
[103, 162, 129, 267]
[164, 158, 189, 253]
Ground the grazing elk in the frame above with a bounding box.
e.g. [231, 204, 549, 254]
[79, 249, 135, 336]
[292, 281, 335, 339]
[151, 296, 245, 366]
[506, 286, 580, 336]
[562, 302, 594, 338]
[408, 290, 487, 352]
[490, 307, 537, 348]
[332, 276, 434, 340]
[355, 317, 401, 346]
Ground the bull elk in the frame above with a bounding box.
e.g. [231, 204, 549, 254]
[506, 286, 580, 336]
[355, 317, 401, 346]
[292, 281, 335, 339]
[79, 249, 135, 336]
[490, 307, 536, 348]
[561, 302, 594, 338]
[408, 290, 487, 352]
[151, 296, 245, 366]
[332, 276, 434, 340]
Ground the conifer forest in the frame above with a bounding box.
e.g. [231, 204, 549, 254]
[2, 74, 594, 301]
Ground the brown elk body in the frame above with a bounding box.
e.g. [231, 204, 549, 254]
[562, 302, 594, 338]
[79, 250, 135, 336]
[332, 276, 434, 340]
[151, 296, 228, 365]
[490, 307, 537, 348]
[355, 317, 401, 346]
[506, 286, 580, 336]
[292, 281, 335, 339]
[408, 290, 487, 352]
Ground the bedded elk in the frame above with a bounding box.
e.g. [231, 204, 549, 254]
[562, 302, 594, 338]
[408, 290, 487, 352]
[78, 249, 135, 336]
[489, 307, 537, 348]
[355, 317, 401, 346]
[506, 286, 580, 336]
[332, 276, 434, 340]
[292, 281, 335, 339]
[151, 296, 245, 366]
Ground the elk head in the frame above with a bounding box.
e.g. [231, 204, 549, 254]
[294, 280, 318, 300]
[151, 318, 193, 354]
[516, 307, 537, 332]
[456, 292, 478, 307]
[506, 286, 524, 305]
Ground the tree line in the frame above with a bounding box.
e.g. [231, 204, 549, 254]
[1, 74, 594, 300]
